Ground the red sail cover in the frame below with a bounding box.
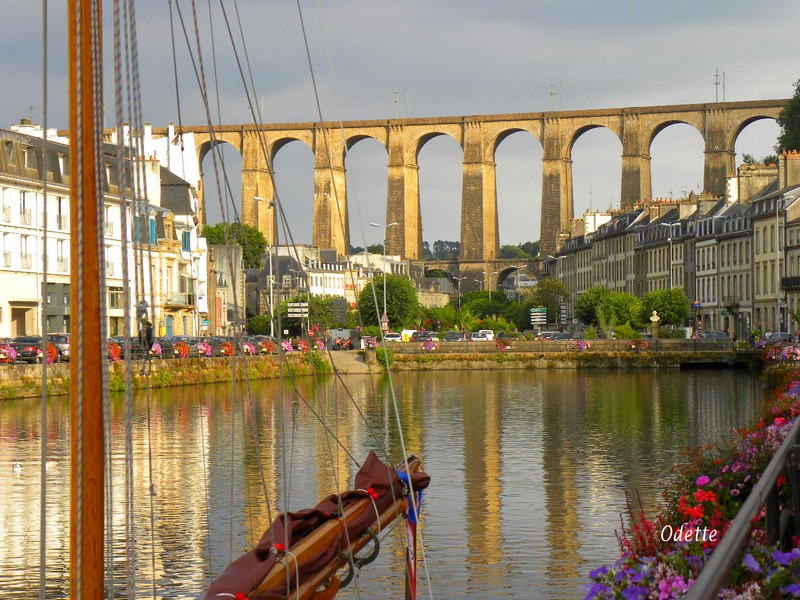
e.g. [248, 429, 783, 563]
[206, 452, 431, 599]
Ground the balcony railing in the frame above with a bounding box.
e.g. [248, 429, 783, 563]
[3, 252, 11, 268]
[57, 257, 68, 272]
[721, 296, 739, 308]
[163, 293, 196, 307]
[781, 275, 800, 291]
[21, 254, 32, 269]
[57, 214, 68, 230]
[2, 206, 10, 223]
[105, 260, 115, 276]
[21, 209, 33, 226]
[104, 222, 114, 236]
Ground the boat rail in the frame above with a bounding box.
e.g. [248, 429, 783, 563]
[685, 416, 800, 599]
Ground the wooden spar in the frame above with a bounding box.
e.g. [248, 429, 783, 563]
[250, 458, 422, 599]
[68, 0, 106, 597]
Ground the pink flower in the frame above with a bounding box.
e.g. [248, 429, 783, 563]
[696, 475, 710, 487]
[731, 488, 740, 496]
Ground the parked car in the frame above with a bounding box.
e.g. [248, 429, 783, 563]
[108, 336, 147, 360]
[151, 337, 175, 359]
[478, 329, 495, 341]
[443, 331, 464, 342]
[701, 330, 729, 340]
[496, 331, 514, 341]
[413, 331, 436, 342]
[47, 333, 70, 362]
[12, 336, 47, 364]
[469, 332, 488, 341]
[551, 331, 573, 340]
[382, 332, 402, 342]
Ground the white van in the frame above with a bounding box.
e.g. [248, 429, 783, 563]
[478, 329, 495, 341]
[401, 329, 418, 342]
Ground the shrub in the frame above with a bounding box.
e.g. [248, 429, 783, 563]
[583, 325, 598, 340]
[375, 347, 394, 370]
[613, 322, 639, 339]
[305, 350, 331, 374]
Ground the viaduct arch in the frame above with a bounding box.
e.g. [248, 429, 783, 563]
[151, 99, 786, 259]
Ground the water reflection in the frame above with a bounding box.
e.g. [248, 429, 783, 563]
[0, 369, 761, 598]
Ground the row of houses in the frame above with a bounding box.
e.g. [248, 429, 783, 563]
[546, 152, 800, 339]
[0, 121, 421, 340]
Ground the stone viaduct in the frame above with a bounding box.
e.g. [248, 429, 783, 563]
[151, 98, 786, 264]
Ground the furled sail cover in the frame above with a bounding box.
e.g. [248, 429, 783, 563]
[206, 451, 431, 599]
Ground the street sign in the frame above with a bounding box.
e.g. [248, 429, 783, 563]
[288, 301, 309, 318]
[530, 306, 547, 325]
[692, 301, 701, 309]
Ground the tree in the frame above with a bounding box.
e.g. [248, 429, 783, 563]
[575, 286, 613, 326]
[602, 292, 643, 329]
[432, 240, 460, 260]
[499, 244, 532, 260]
[639, 288, 690, 327]
[527, 278, 568, 324]
[357, 274, 421, 329]
[777, 79, 800, 152]
[247, 314, 272, 335]
[202, 222, 266, 269]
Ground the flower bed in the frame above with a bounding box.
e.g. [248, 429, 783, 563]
[585, 366, 800, 598]
[627, 339, 649, 352]
[0, 343, 18, 364]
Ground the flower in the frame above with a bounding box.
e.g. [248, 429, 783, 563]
[742, 553, 761, 573]
[196, 341, 212, 357]
[150, 342, 162, 357]
[46, 343, 59, 364]
[628, 339, 649, 352]
[259, 340, 275, 354]
[280, 340, 293, 353]
[107, 342, 122, 362]
[296, 339, 309, 354]
[241, 342, 256, 356]
[696, 475, 710, 487]
[421, 341, 439, 352]
[174, 341, 189, 358]
[0, 343, 18, 364]
[220, 341, 235, 357]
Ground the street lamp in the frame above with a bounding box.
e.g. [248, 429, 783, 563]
[659, 223, 681, 290]
[369, 221, 398, 332]
[454, 276, 467, 311]
[510, 265, 526, 302]
[483, 270, 498, 303]
[254, 196, 275, 337]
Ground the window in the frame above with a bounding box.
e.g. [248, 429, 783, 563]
[149, 219, 156, 244]
[181, 231, 191, 252]
[109, 287, 124, 309]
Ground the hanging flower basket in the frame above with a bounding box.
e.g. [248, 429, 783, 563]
[569, 340, 591, 352]
[221, 341, 235, 357]
[627, 339, 649, 352]
[297, 339, 310, 354]
[495, 339, 512, 352]
[174, 341, 190, 358]
[241, 342, 256, 356]
[197, 341, 212, 357]
[150, 342, 163, 357]
[421, 341, 439, 352]
[107, 342, 122, 362]
[280, 340, 294, 353]
[0, 343, 18, 364]
[260, 340, 276, 354]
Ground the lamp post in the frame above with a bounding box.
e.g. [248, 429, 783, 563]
[659, 222, 681, 290]
[776, 197, 785, 333]
[510, 265, 525, 302]
[483, 270, 498, 304]
[370, 221, 398, 332]
[254, 196, 275, 337]
[454, 276, 467, 311]
[547, 255, 567, 328]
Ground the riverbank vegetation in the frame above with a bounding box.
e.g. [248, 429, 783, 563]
[584, 350, 800, 598]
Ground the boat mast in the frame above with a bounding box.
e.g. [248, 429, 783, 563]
[68, 0, 106, 596]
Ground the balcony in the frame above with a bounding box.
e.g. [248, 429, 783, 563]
[781, 276, 800, 291]
[57, 257, 68, 272]
[57, 214, 68, 230]
[21, 254, 32, 269]
[163, 293, 196, 308]
[721, 296, 739, 308]
[3, 252, 11, 268]
[21, 209, 33, 226]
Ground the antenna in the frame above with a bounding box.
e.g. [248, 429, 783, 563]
[550, 80, 563, 111]
[29, 105, 34, 121]
[714, 68, 721, 102]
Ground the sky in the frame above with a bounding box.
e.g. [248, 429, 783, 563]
[1, 1, 798, 250]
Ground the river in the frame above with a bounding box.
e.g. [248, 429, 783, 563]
[0, 368, 762, 599]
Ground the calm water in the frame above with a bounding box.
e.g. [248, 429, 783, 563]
[0, 368, 762, 599]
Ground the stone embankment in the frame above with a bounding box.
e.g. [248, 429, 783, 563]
[0, 343, 759, 400]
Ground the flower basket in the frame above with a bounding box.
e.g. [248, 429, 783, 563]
[0, 343, 18, 364]
[260, 340, 276, 354]
[197, 341, 212, 357]
[150, 342, 162, 357]
[421, 341, 439, 352]
[45, 343, 59, 364]
[494, 339, 512, 352]
[241, 342, 256, 356]
[280, 340, 293, 353]
[221, 341, 235, 357]
[297, 339, 310, 354]
[627, 339, 649, 352]
[569, 340, 591, 352]
[107, 342, 122, 362]
[174, 341, 189, 358]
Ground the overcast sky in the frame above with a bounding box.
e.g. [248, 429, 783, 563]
[1, 1, 798, 249]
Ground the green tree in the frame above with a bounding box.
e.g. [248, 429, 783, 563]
[357, 274, 421, 330]
[246, 314, 272, 335]
[602, 292, 643, 329]
[202, 222, 266, 269]
[528, 278, 568, 324]
[575, 286, 613, 326]
[499, 244, 532, 260]
[777, 79, 800, 152]
[640, 288, 690, 327]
